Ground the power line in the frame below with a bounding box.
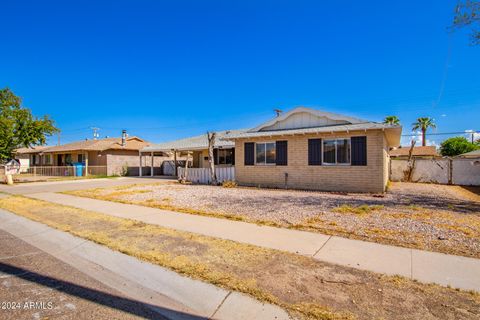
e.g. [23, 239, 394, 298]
[402, 130, 479, 137]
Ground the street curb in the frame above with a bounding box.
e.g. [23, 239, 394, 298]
[0, 209, 291, 320]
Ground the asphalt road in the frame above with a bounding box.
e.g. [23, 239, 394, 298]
[0, 229, 166, 320]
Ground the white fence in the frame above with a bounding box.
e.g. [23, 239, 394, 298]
[390, 158, 480, 186]
[178, 167, 235, 184]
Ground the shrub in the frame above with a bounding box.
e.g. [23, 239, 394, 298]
[440, 137, 479, 157]
[222, 180, 237, 188]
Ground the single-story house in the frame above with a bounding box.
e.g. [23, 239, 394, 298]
[456, 149, 480, 159]
[139, 130, 244, 176]
[389, 146, 439, 159]
[15, 133, 161, 176]
[142, 107, 401, 192]
[224, 107, 401, 192]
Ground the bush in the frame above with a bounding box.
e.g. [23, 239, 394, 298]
[222, 180, 237, 188]
[440, 137, 479, 157]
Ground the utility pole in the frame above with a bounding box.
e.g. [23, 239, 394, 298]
[90, 127, 100, 140]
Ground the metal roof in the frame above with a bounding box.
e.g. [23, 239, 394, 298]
[142, 130, 246, 152]
[224, 122, 400, 139]
[456, 149, 480, 158]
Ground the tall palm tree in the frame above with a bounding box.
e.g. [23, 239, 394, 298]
[383, 115, 400, 125]
[412, 117, 436, 146]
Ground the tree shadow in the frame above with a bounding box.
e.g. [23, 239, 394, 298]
[0, 262, 205, 320]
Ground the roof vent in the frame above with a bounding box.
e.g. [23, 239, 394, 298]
[121, 130, 127, 147]
[274, 109, 283, 117]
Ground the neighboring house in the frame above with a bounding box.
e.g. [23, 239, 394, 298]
[389, 146, 439, 159]
[456, 149, 480, 159]
[15, 133, 157, 176]
[225, 107, 402, 192]
[15, 146, 50, 169]
[140, 130, 244, 175]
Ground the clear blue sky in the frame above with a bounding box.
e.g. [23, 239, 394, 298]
[1, 0, 479, 146]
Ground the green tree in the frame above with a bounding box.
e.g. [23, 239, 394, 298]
[412, 117, 436, 147]
[453, 0, 480, 45]
[383, 115, 400, 125]
[0, 88, 58, 161]
[440, 136, 479, 156]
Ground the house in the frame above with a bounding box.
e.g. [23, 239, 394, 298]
[389, 146, 439, 159]
[224, 107, 402, 193]
[15, 132, 159, 176]
[456, 149, 480, 159]
[139, 130, 244, 176]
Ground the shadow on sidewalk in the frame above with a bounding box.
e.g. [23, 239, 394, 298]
[0, 262, 205, 320]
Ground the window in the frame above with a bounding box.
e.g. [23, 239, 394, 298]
[217, 149, 234, 165]
[78, 154, 84, 163]
[65, 154, 72, 165]
[44, 154, 52, 165]
[323, 139, 351, 165]
[256, 142, 276, 165]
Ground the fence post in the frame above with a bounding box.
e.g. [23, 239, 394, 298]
[33, 166, 36, 179]
[448, 158, 453, 185]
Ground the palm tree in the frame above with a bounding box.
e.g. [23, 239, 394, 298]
[412, 117, 436, 146]
[383, 115, 400, 125]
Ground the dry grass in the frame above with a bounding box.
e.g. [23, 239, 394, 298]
[0, 195, 479, 320]
[332, 204, 384, 216]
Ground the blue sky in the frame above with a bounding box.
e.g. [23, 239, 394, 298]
[1, 0, 479, 146]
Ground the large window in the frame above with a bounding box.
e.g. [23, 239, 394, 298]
[217, 149, 234, 165]
[44, 154, 52, 165]
[323, 139, 351, 165]
[256, 142, 276, 165]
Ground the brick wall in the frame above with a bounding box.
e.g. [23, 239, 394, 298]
[234, 130, 388, 193]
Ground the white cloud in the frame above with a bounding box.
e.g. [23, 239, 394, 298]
[400, 131, 437, 147]
[465, 130, 480, 142]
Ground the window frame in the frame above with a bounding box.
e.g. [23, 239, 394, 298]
[255, 142, 276, 165]
[216, 148, 234, 165]
[44, 154, 52, 165]
[322, 138, 351, 166]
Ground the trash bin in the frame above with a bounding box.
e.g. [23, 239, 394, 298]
[73, 163, 84, 177]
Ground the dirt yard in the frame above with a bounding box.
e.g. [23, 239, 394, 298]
[65, 182, 480, 258]
[1, 196, 479, 320]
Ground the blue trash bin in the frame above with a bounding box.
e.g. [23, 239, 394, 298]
[73, 163, 84, 177]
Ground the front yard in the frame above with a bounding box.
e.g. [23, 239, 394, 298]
[65, 181, 480, 258]
[0, 196, 478, 320]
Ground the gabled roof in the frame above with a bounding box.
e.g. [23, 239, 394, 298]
[142, 130, 246, 152]
[456, 149, 480, 158]
[389, 146, 438, 157]
[248, 107, 367, 132]
[15, 137, 148, 154]
[225, 107, 402, 147]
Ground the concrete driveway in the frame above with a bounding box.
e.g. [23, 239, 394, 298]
[0, 177, 171, 195]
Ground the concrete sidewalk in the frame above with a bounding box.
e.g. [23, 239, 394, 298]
[25, 192, 480, 292]
[0, 209, 291, 320]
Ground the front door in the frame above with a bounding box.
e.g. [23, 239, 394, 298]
[57, 154, 63, 166]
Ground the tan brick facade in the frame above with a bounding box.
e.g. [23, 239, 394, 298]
[234, 129, 389, 193]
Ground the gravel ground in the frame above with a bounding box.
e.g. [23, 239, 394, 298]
[77, 181, 480, 258]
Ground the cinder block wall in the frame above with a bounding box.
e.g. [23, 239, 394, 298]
[106, 150, 169, 176]
[234, 130, 388, 193]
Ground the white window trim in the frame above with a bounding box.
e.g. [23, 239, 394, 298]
[322, 138, 351, 166]
[255, 141, 276, 166]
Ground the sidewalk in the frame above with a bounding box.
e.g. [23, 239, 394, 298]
[27, 192, 480, 292]
[0, 208, 290, 320]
